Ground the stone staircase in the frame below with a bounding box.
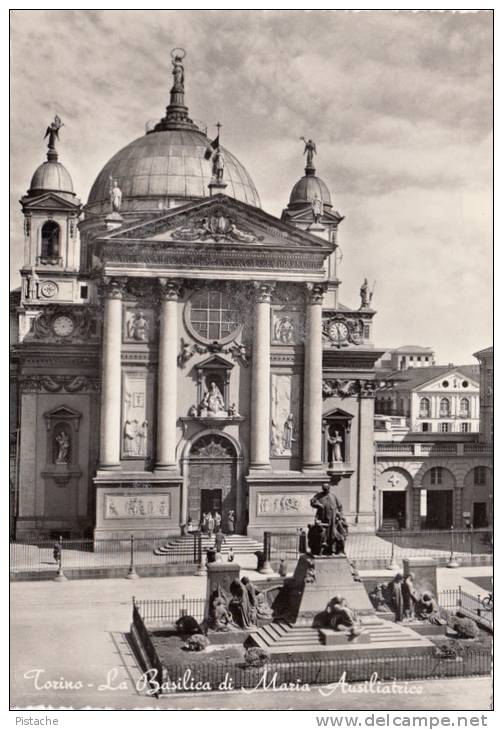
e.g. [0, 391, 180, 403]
[249, 617, 433, 658]
[153, 533, 263, 556]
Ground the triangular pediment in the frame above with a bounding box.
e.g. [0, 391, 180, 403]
[43, 405, 82, 420]
[323, 407, 354, 420]
[194, 354, 234, 371]
[282, 205, 344, 225]
[21, 192, 80, 212]
[100, 195, 333, 253]
[416, 369, 479, 393]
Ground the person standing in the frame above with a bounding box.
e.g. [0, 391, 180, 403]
[214, 510, 222, 531]
[207, 512, 215, 539]
[214, 528, 226, 556]
[227, 509, 235, 535]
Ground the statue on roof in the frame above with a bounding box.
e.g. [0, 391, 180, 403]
[44, 115, 64, 150]
[171, 48, 186, 92]
[300, 136, 317, 169]
[359, 278, 375, 309]
[109, 177, 122, 213]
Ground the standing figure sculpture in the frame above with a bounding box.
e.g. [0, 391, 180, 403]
[327, 428, 344, 467]
[300, 136, 317, 169]
[211, 146, 225, 183]
[309, 482, 348, 556]
[55, 431, 70, 464]
[44, 115, 64, 150]
[312, 195, 323, 224]
[359, 278, 373, 309]
[109, 177, 122, 213]
[171, 48, 185, 92]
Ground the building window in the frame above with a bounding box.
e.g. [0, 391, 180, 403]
[40, 221, 60, 260]
[80, 285, 89, 299]
[425, 356, 429, 363]
[186, 289, 241, 344]
[461, 422, 471, 433]
[421, 422, 431, 432]
[419, 397, 431, 418]
[363, 324, 370, 339]
[430, 467, 443, 485]
[439, 397, 450, 416]
[459, 397, 470, 417]
[440, 422, 451, 433]
[474, 467, 487, 486]
[442, 380, 449, 388]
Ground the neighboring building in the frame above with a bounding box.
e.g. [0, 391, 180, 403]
[11, 52, 383, 540]
[473, 346, 493, 444]
[375, 364, 480, 434]
[377, 345, 436, 371]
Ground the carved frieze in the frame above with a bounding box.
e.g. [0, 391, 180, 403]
[177, 337, 250, 368]
[123, 308, 154, 343]
[171, 209, 263, 244]
[104, 494, 171, 519]
[271, 310, 303, 345]
[257, 493, 313, 515]
[271, 373, 300, 457]
[21, 374, 100, 393]
[26, 306, 100, 344]
[322, 379, 377, 399]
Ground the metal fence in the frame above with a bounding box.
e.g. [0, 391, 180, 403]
[268, 529, 492, 568]
[10, 535, 200, 573]
[439, 587, 493, 631]
[135, 596, 206, 624]
[152, 649, 491, 694]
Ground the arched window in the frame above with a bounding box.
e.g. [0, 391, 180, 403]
[419, 397, 430, 418]
[459, 397, 470, 417]
[474, 466, 487, 486]
[41, 221, 60, 260]
[439, 397, 450, 417]
[430, 467, 443, 485]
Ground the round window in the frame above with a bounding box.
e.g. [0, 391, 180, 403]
[185, 289, 241, 344]
[442, 380, 449, 388]
[462, 380, 469, 388]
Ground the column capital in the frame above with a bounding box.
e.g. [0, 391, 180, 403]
[358, 379, 377, 398]
[253, 281, 275, 303]
[158, 278, 183, 301]
[100, 277, 127, 299]
[305, 282, 326, 305]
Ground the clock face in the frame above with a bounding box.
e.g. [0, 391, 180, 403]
[52, 315, 75, 337]
[328, 320, 349, 343]
[40, 281, 58, 298]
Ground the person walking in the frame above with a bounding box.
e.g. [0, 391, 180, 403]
[214, 510, 222, 531]
[214, 528, 226, 556]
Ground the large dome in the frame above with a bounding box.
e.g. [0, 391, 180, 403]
[288, 173, 332, 209]
[86, 128, 261, 215]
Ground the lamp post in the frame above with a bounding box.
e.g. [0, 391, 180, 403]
[126, 533, 139, 579]
[54, 534, 67, 582]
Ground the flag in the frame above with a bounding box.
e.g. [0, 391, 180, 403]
[204, 134, 219, 160]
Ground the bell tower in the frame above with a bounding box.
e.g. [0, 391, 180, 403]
[18, 117, 88, 338]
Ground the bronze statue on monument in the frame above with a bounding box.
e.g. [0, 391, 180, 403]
[308, 482, 348, 556]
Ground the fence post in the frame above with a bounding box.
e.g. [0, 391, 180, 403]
[387, 528, 399, 571]
[260, 531, 274, 574]
[126, 533, 139, 579]
[446, 525, 459, 568]
[470, 525, 474, 556]
[194, 532, 206, 576]
[54, 534, 68, 582]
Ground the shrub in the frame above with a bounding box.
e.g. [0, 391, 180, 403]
[176, 615, 202, 635]
[182, 634, 209, 652]
[244, 646, 269, 668]
[453, 617, 479, 639]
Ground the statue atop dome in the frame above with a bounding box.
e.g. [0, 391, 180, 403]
[300, 136, 317, 171]
[44, 115, 64, 151]
[171, 47, 186, 93]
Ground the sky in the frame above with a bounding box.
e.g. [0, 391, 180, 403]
[9, 9, 493, 365]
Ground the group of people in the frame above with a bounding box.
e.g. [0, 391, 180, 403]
[199, 509, 235, 537]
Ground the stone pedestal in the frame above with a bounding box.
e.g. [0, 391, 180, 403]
[402, 557, 438, 599]
[288, 554, 375, 625]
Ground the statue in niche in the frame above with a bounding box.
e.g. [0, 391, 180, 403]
[127, 311, 149, 341]
[136, 420, 148, 456]
[274, 315, 295, 344]
[309, 482, 348, 556]
[327, 426, 344, 467]
[109, 177, 122, 213]
[312, 195, 323, 224]
[200, 381, 226, 416]
[282, 413, 295, 453]
[123, 419, 136, 456]
[54, 430, 70, 464]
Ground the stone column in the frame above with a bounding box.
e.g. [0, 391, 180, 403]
[156, 279, 181, 471]
[99, 278, 125, 469]
[356, 381, 377, 526]
[250, 282, 274, 470]
[303, 283, 325, 471]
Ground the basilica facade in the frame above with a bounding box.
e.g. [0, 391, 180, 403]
[12, 52, 382, 541]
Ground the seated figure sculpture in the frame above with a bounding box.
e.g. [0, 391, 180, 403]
[241, 577, 273, 620]
[208, 596, 237, 632]
[326, 595, 362, 637]
[229, 579, 257, 629]
[416, 591, 448, 625]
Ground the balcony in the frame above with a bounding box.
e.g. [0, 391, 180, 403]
[375, 441, 492, 457]
[36, 255, 63, 267]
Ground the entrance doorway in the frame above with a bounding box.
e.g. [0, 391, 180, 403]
[381, 491, 406, 529]
[473, 502, 488, 528]
[200, 489, 222, 516]
[424, 490, 453, 529]
[188, 434, 237, 529]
